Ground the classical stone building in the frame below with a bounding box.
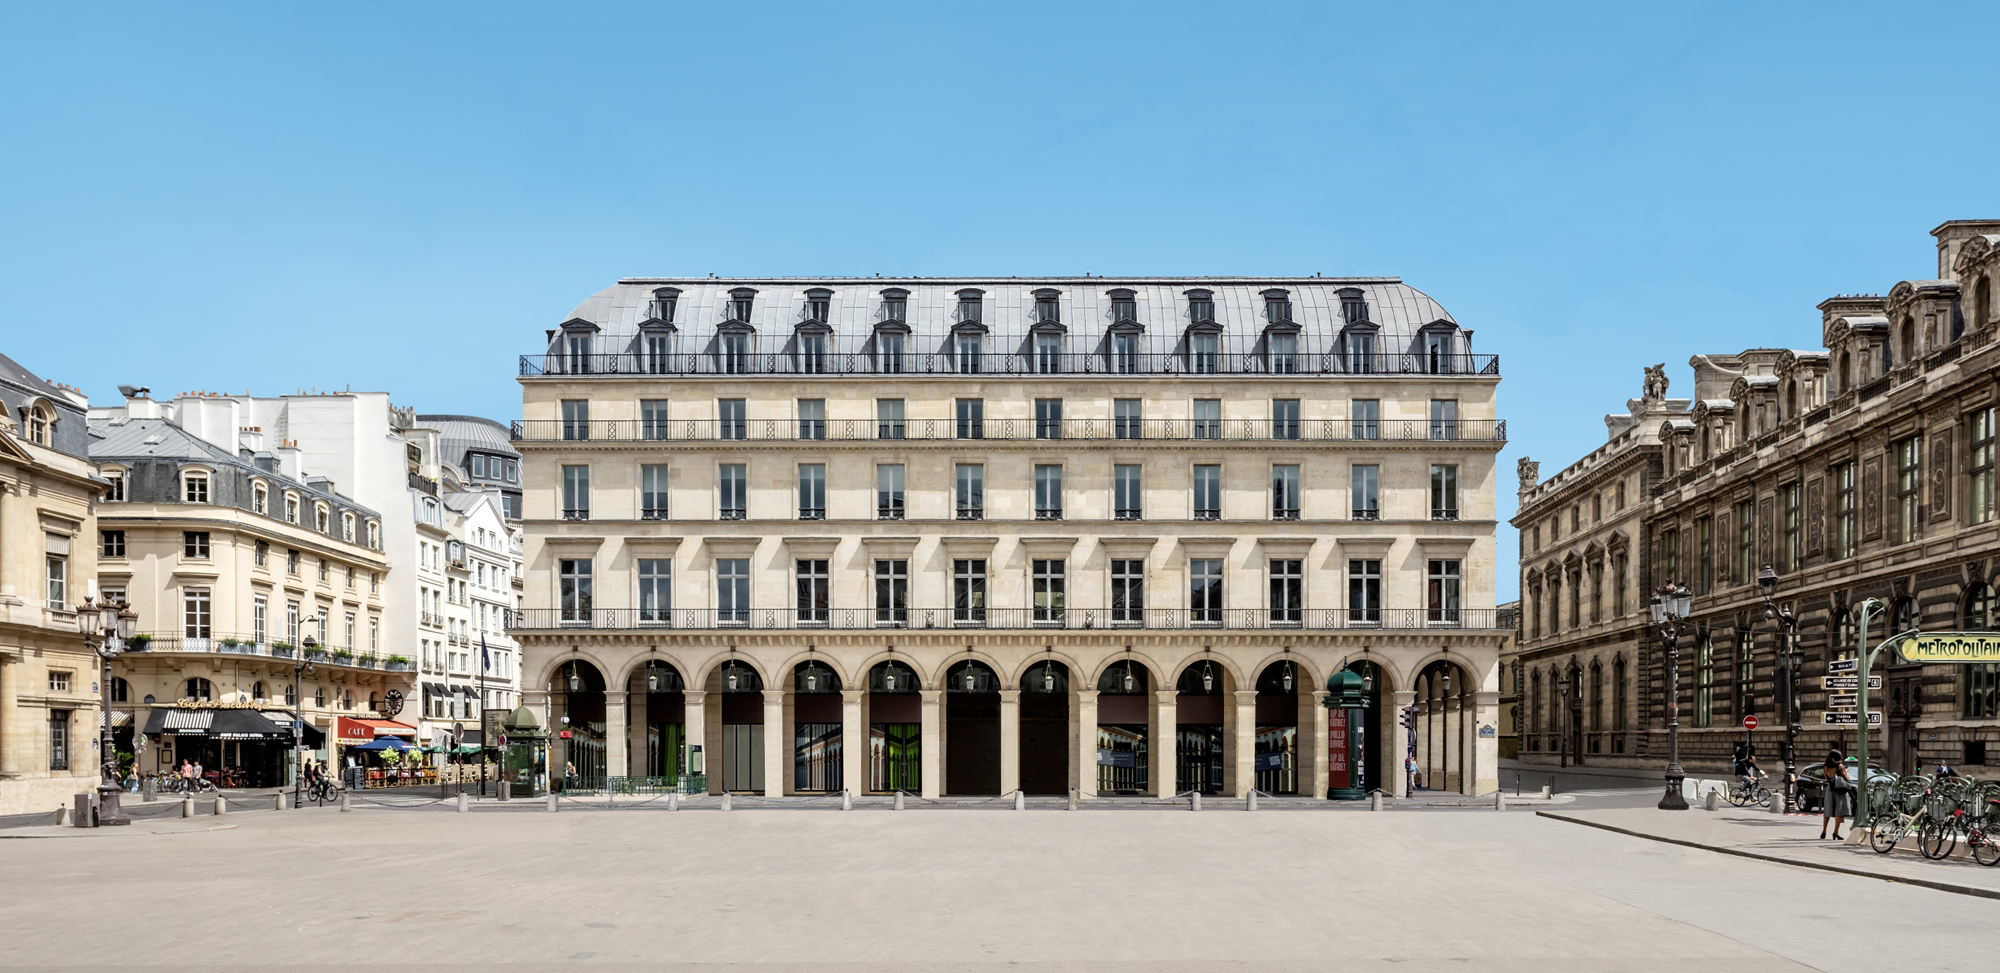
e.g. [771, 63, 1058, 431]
[0, 353, 104, 815]
[512, 277, 1507, 799]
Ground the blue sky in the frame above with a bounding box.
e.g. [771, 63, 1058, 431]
[3, 3, 1995, 600]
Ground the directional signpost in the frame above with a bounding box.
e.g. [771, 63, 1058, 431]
[1827, 658, 1858, 674]
[1823, 711, 1883, 727]
[1822, 675, 1881, 691]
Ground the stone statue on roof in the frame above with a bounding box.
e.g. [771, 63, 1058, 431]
[1642, 363, 1669, 405]
[1517, 456, 1540, 493]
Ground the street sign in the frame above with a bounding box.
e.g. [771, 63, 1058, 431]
[559, 730, 572, 739]
[1743, 715, 1759, 730]
[1901, 633, 2000, 663]
[1823, 711, 1883, 726]
[1828, 693, 1858, 708]
[1822, 675, 1882, 691]
[1827, 658, 1858, 674]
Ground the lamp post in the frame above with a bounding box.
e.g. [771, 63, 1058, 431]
[1555, 669, 1571, 769]
[293, 635, 317, 809]
[1651, 582, 1694, 810]
[74, 594, 138, 826]
[1757, 566, 1802, 813]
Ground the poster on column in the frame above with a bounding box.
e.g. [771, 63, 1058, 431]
[1328, 708, 1351, 790]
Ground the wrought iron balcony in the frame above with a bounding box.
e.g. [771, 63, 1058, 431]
[520, 351, 1500, 379]
[507, 606, 1498, 632]
[512, 416, 1506, 444]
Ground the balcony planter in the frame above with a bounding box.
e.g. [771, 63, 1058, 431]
[271, 642, 295, 659]
[126, 634, 152, 651]
[386, 655, 410, 672]
[331, 650, 354, 664]
[305, 648, 328, 662]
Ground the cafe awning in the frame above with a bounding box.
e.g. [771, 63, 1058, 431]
[208, 710, 293, 740]
[143, 708, 213, 735]
[351, 736, 416, 752]
[352, 719, 416, 737]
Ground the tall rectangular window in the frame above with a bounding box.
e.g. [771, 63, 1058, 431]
[100, 530, 125, 558]
[1696, 637, 1715, 727]
[287, 600, 301, 644]
[561, 465, 590, 520]
[561, 400, 590, 441]
[1735, 500, 1756, 585]
[1193, 399, 1220, 440]
[1269, 559, 1302, 625]
[800, 334, 827, 374]
[253, 595, 268, 644]
[1696, 516, 1713, 595]
[1114, 398, 1142, 439]
[796, 559, 829, 624]
[955, 334, 981, 374]
[1351, 465, 1379, 520]
[1113, 334, 1140, 374]
[877, 399, 905, 440]
[878, 332, 905, 373]
[104, 471, 125, 502]
[641, 399, 669, 440]
[1430, 465, 1458, 520]
[1736, 639, 1755, 722]
[183, 587, 212, 639]
[1032, 559, 1066, 623]
[1189, 559, 1223, 624]
[1661, 527, 1679, 587]
[719, 464, 747, 520]
[874, 559, 908, 625]
[48, 711, 68, 772]
[1348, 560, 1382, 624]
[717, 559, 749, 624]
[641, 464, 669, 520]
[1035, 334, 1063, 374]
[560, 559, 592, 623]
[798, 464, 826, 520]
[953, 559, 987, 624]
[956, 399, 984, 439]
[877, 464, 905, 520]
[1268, 334, 1297, 374]
[1612, 553, 1628, 617]
[1896, 434, 1923, 543]
[1782, 482, 1802, 573]
[1192, 333, 1219, 374]
[1034, 465, 1063, 520]
[1111, 559, 1144, 624]
[1430, 399, 1459, 440]
[1193, 464, 1221, 520]
[797, 399, 825, 441]
[1969, 407, 1998, 525]
[1272, 399, 1300, 440]
[718, 399, 746, 441]
[1834, 462, 1856, 559]
[1272, 465, 1300, 520]
[1035, 398, 1063, 439]
[638, 559, 671, 623]
[956, 464, 984, 520]
[721, 333, 748, 374]
[1114, 465, 1143, 520]
[1351, 399, 1379, 440]
[1427, 560, 1462, 625]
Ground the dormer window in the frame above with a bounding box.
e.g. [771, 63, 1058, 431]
[1190, 332, 1219, 374]
[1421, 324, 1457, 374]
[1108, 289, 1137, 324]
[103, 469, 126, 502]
[647, 288, 680, 324]
[26, 402, 54, 445]
[1035, 333, 1063, 374]
[727, 288, 757, 323]
[956, 289, 984, 324]
[554, 320, 598, 375]
[1262, 289, 1293, 324]
[285, 493, 300, 524]
[803, 288, 832, 323]
[367, 521, 380, 549]
[720, 331, 750, 375]
[1032, 289, 1061, 324]
[799, 332, 827, 374]
[880, 288, 908, 323]
[315, 504, 330, 533]
[342, 512, 355, 542]
[1185, 289, 1215, 323]
[252, 483, 267, 514]
[1113, 333, 1141, 374]
[1268, 333, 1297, 374]
[1339, 288, 1369, 323]
[183, 471, 210, 504]
[956, 332, 982, 374]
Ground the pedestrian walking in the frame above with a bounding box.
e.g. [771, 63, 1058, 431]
[1817, 748, 1853, 840]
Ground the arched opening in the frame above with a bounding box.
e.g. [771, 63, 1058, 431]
[628, 658, 686, 784]
[1253, 660, 1303, 794]
[1342, 659, 1385, 793]
[1900, 317, 1915, 367]
[944, 659, 1000, 795]
[712, 658, 764, 793]
[552, 658, 606, 789]
[1965, 583, 1996, 630]
[1977, 275, 1992, 330]
[1414, 660, 1471, 793]
[867, 661, 921, 793]
[1892, 597, 1919, 634]
[1095, 660, 1150, 795]
[1174, 659, 1228, 794]
[1019, 659, 1070, 795]
[792, 660, 842, 793]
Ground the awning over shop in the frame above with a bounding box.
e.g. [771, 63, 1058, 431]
[142, 708, 213, 735]
[208, 710, 293, 740]
[350, 736, 416, 752]
[334, 717, 419, 746]
[100, 709, 133, 730]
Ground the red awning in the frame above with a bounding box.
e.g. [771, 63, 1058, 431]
[335, 717, 418, 742]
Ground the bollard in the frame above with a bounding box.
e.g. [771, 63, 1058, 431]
[1496, 792, 1506, 811]
[721, 791, 732, 812]
[668, 791, 678, 811]
[843, 789, 853, 811]
[1769, 791, 1786, 816]
[894, 791, 905, 811]
[214, 795, 228, 816]
[1371, 792, 1383, 812]
[56, 804, 71, 828]
[1191, 791, 1201, 812]
[546, 794, 557, 813]
[180, 796, 194, 818]
[277, 791, 289, 811]
[1068, 789, 1078, 811]
[339, 791, 350, 812]
[1540, 784, 1551, 799]
[457, 793, 469, 813]
[1704, 788, 1720, 811]
[499, 781, 511, 802]
[1247, 791, 1258, 812]
[142, 777, 157, 803]
[1014, 790, 1024, 811]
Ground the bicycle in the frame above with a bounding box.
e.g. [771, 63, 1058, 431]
[308, 777, 336, 804]
[1726, 776, 1773, 808]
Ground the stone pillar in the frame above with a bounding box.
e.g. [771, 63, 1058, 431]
[1473, 690, 1499, 796]
[1231, 690, 1256, 798]
[1307, 691, 1329, 799]
[629, 687, 648, 778]
[683, 690, 708, 792]
[0, 658, 18, 775]
[998, 690, 1021, 795]
[1388, 690, 1416, 797]
[919, 690, 942, 799]
[1153, 690, 1177, 798]
[841, 690, 865, 797]
[762, 689, 786, 797]
[1075, 690, 1099, 798]
[604, 691, 628, 783]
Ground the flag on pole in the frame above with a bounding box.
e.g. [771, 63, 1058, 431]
[481, 637, 490, 672]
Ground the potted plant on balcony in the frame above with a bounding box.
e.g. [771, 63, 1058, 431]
[385, 654, 410, 672]
[331, 647, 354, 664]
[304, 643, 328, 662]
[271, 640, 294, 658]
[126, 633, 152, 651]
[357, 653, 378, 669]
[220, 637, 244, 654]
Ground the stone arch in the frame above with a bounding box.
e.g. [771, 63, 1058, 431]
[1166, 650, 1247, 693]
[1003, 647, 1088, 690]
[612, 651, 693, 692]
[1247, 651, 1327, 695]
[849, 650, 926, 690]
[535, 648, 616, 693]
[934, 647, 1011, 690]
[1089, 651, 1167, 692]
[689, 652, 774, 693]
[769, 649, 853, 692]
[1391, 647, 1486, 696]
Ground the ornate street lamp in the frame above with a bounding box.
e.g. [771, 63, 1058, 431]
[1758, 567, 1803, 812]
[294, 635, 317, 808]
[1651, 582, 1694, 810]
[74, 593, 137, 826]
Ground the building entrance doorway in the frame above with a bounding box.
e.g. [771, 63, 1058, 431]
[1096, 660, 1150, 795]
[718, 659, 764, 793]
[868, 661, 921, 793]
[1019, 660, 1069, 795]
[1176, 661, 1226, 794]
[945, 659, 1000, 795]
[1254, 660, 1305, 794]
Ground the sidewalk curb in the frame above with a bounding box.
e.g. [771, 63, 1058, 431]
[1535, 811, 2000, 902]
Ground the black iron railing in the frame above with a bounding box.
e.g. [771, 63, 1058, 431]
[508, 607, 1498, 632]
[513, 416, 1506, 444]
[520, 351, 1500, 379]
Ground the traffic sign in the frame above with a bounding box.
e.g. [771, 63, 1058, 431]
[1822, 675, 1881, 691]
[1823, 711, 1883, 726]
[559, 730, 572, 739]
[1827, 658, 1858, 674]
[1742, 715, 1758, 730]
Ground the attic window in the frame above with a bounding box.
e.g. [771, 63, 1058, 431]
[1108, 290, 1137, 324]
[648, 288, 680, 324]
[26, 402, 54, 445]
[1185, 290, 1215, 323]
[804, 289, 832, 323]
[1032, 290, 1061, 324]
[183, 471, 210, 504]
[956, 289, 984, 324]
[1339, 288, 1369, 323]
[1262, 290, 1293, 325]
[880, 289, 908, 323]
[728, 289, 757, 322]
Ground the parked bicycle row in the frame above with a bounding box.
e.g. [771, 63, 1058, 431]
[1863, 774, 2000, 866]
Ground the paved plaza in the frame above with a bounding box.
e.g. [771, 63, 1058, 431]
[2, 793, 1994, 973]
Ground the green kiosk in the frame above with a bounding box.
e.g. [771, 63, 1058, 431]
[1325, 668, 1371, 800]
[498, 705, 548, 799]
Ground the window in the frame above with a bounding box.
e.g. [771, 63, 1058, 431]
[1589, 560, 1603, 623]
[641, 464, 670, 520]
[1035, 398, 1063, 439]
[1616, 480, 1627, 511]
[641, 399, 669, 441]
[1695, 516, 1713, 594]
[1114, 465, 1143, 520]
[1268, 334, 1297, 374]
[1032, 559, 1065, 623]
[797, 399, 825, 441]
[1430, 400, 1459, 440]
[317, 558, 329, 582]
[1034, 465, 1063, 520]
[472, 454, 486, 478]
[874, 559, 908, 625]
[1345, 330, 1376, 373]
[877, 464, 905, 520]
[315, 505, 329, 533]
[1428, 560, 1461, 624]
[1350, 399, 1379, 440]
[369, 571, 379, 594]
[1114, 399, 1142, 439]
[1271, 464, 1301, 520]
[1340, 290, 1368, 323]
[285, 494, 299, 524]
[729, 290, 755, 321]
[1035, 334, 1063, 374]
[1113, 333, 1140, 374]
[957, 291, 983, 323]
[183, 587, 212, 639]
[1696, 636, 1715, 727]
[286, 600, 301, 644]
[1896, 434, 1923, 543]
[183, 472, 209, 503]
[1189, 559, 1223, 624]
[1736, 636, 1756, 722]
[877, 330, 905, 373]
[1263, 290, 1292, 324]
[953, 559, 987, 624]
[1351, 465, 1379, 520]
[799, 333, 827, 374]
[1270, 559, 1302, 624]
[1111, 559, 1144, 624]
[877, 399, 905, 440]
[1187, 290, 1214, 322]
[956, 399, 984, 439]
[638, 559, 671, 623]
[1110, 292, 1137, 322]
[955, 333, 982, 374]
[285, 548, 300, 575]
[1612, 553, 1628, 616]
[342, 513, 355, 542]
[1348, 560, 1382, 624]
[719, 464, 746, 520]
[718, 399, 746, 441]
[1189, 400, 1222, 442]
[367, 521, 380, 548]
[1191, 333, 1219, 374]
[560, 399, 590, 441]
[1193, 465, 1221, 520]
[1974, 407, 1996, 525]
[104, 471, 125, 502]
[1734, 500, 1755, 585]
[1781, 482, 1801, 573]
[182, 530, 209, 559]
[561, 466, 590, 520]
[345, 612, 356, 649]
[708, 558, 749, 624]
[1833, 462, 1856, 559]
[49, 669, 71, 693]
[314, 686, 326, 708]
[1430, 465, 1458, 520]
[48, 711, 68, 772]
[796, 559, 830, 624]
[955, 464, 984, 520]
[881, 290, 907, 322]
[253, 595, 267, 644]
[798, 464, 826, 520]
[559, 559, 593, 623]
[1271, 399, 1300, 440]
[100, 530, 125, 558]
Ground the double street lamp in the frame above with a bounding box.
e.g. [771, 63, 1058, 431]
[293, 635, 318, 809]
[1651, 581, 1694, 811]
[1757, 567, 1803, 813]
[73, 592, 138, 826]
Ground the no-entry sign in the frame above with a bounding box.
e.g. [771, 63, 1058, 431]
[1743, 715, 1759, 730]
